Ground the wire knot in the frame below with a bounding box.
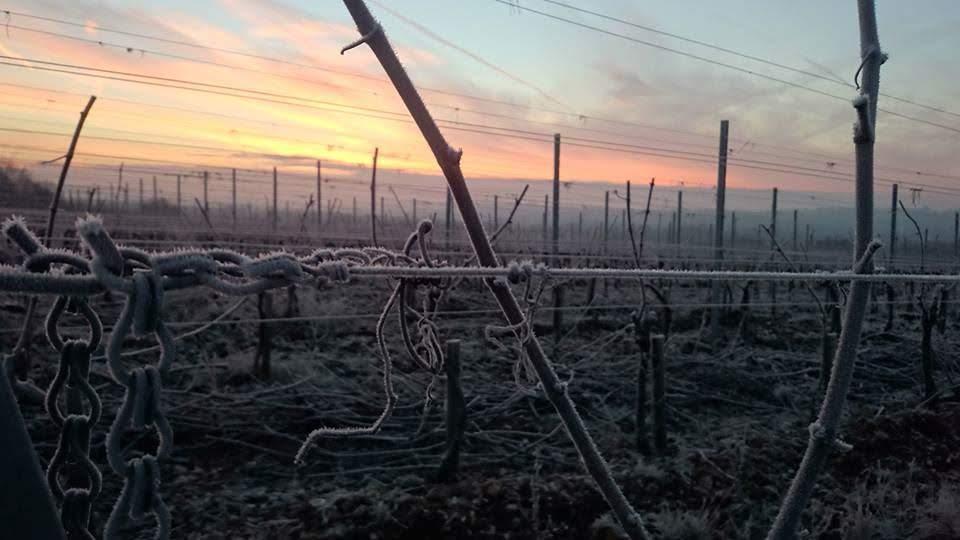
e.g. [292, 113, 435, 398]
[341, 22, 383, 54]
[131, 270, 164, 336]
[808, 421, 853, 453]
[315, 260, 351, 285]
[506, 260, 542, 284]
[243, 252, 303, 281]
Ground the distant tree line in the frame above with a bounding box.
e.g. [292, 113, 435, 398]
[0, 161, 53, 209]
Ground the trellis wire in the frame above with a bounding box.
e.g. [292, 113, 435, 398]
[4, 251, 959, 298]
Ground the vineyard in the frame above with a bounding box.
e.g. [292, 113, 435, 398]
[2, 1, 959, 539]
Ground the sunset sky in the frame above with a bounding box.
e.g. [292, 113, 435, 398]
[1, 0, 959, 213]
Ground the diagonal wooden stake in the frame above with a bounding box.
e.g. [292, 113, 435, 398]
[7, 95, 96, 400]
[339, 2, 649, 538]
[766, 1, 885, 537]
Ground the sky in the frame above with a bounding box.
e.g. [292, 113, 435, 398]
[1, 0, 959, 215]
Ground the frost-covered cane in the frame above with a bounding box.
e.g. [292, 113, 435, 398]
[338, 2, 650, 538]
[766, 2, 886, 538]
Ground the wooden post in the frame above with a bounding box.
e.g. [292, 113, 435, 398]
[272, 166, 279, 232]
[152, 175, 157, 210]
[542, 194, 549, 253]
[437, 339, 465, 482]
[552, 134, 563, 342]
[231, 169, 237, 230]
[711, 120, 729, 338]
[604, 190, 610, 296]
[730, 211, 737, 254]
[676, 190, 683, 244]
[494, 194, 499, 229]
[886, 183, 898, 331]
[176, 174, 182, 215]
[138, 177, 144, 213]
[768, 2, 884, 533]
[254, 291, 273, 379]
[603, 191, 610, 251]
[116, 163, 123, 213]
[635, 319, 651, 455]
[792, 209, 799, 252]
[954, 211, 959, 262]
[203, 170, 209, 215]
[770, 187, 779, 315]
[656, 211, 662, 244]
[819, 332, 838, 395]
[317, 160, 323, 234]
[352, 196, 357, 226]
[413, 198, 417, 223]
[651, 334, 667, 454]
[921, 310, 937, 401]
[336, 6, 649, 535]
[446, 187, 453, 250]
[370, 148, 379, 243]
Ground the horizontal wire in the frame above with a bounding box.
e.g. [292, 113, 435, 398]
[3, 262, 958, 298]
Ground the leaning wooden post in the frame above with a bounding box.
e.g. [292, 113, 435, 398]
[650, 334, 667, 454]
[767, 1, 884, 536]
[338, 3, 651, 536]
[437, 339, 465, 482]
[711, 120, 729, 339]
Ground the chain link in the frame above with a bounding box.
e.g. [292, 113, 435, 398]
[44, 333, 103, 538]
